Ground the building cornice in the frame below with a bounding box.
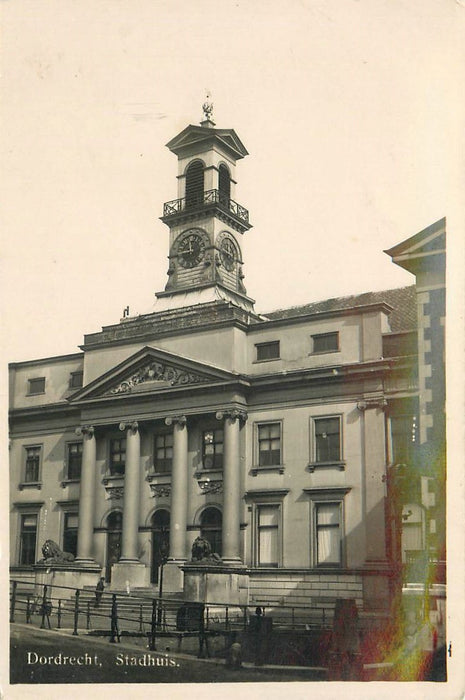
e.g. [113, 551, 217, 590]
[9, 352, 83, 369]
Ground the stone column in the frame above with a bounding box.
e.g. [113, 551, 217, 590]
[75, 426, 97, 564]
[166, 415, 188, 562]
[110, 421, 148, 589]
[217, 409, 247, 565]
[119, 421, 141, 562]
[162, 415, 188, 593]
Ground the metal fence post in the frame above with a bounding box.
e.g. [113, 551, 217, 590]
[86, 601, 91, 630]
[73, 589, 80, 636]
[26, 594, 31, 624]
[139, 604, 143, 633]
[110, 594, 120, 643]
[10, 581, 17, 623]
[149, 599, 157, 651]
[40, 585, 48, 629]
[57, 599, 62, 629]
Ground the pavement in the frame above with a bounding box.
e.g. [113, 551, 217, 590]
[9, 623, 327, 685]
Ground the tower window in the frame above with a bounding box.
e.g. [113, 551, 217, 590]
[218, 164, 231, 203]
[185, 161, 204, 208]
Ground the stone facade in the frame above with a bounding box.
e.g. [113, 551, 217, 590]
[9, 113, 444, 613]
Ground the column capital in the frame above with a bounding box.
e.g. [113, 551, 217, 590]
[357, 397, 387, 412]
[75, 425, 94, 438]
[216, 409, 248, 423]
[165, 415, 187, 427]
[119, 421, 139, 434]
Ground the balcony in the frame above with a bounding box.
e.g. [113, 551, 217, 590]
[162, 189, 250, 228]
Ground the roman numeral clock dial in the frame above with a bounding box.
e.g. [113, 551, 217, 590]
[177, 231, 206, 268]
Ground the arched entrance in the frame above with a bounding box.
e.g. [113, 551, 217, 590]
[151, 509, 170, 584]
[106, 511, 122, 582]
[200, 506, 222, 557]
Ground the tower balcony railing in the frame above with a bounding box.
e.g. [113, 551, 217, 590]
[162, 189, 249, 225]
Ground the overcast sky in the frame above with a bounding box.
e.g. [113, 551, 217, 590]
[2, 0, 464, 363]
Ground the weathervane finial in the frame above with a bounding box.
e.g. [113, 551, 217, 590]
[201, 91, 215, 127]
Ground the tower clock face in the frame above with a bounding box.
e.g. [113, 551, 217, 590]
[177, 231, 206, 268]
[220, 238, 236, 271]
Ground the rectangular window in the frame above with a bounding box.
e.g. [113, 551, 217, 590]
[19, 514, 38, 565]
[202, 429, 224, 469]
[154, 433, 173, 473]
[69, 371, 83, 389]
[255, 341, 280, 361]
[312, 332, 339, 354]
[316, 503, 341, 565]
[24, 446, 41, 482]
[314, 417, 341, 462]
[109, 438, 126, 475]
[28, 377, 45, 395]
[63, 513, 79, 556]
[258, 423, 281, 466]
[257, 504, 279, 567]
[67, 442, 83, 480]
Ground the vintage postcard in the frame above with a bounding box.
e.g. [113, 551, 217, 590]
[1, 1, 464, 698]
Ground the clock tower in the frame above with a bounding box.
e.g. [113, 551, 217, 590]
[155, 101, 255, 313]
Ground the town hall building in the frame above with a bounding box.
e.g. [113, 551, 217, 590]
[9, 106, 445, 613]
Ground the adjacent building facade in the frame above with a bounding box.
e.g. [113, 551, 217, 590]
[9, 110, 445, 612]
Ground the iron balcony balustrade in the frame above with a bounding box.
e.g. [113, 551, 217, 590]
[162, 189, 250, 226]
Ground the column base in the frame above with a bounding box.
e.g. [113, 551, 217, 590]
[110, 561, 149, 591]
[221, 557, 245, 567]
[74, 557, 99, 567]
[163, 560, 185, 594]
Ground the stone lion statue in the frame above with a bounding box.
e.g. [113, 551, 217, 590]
[37, 539, 75, 564]
[190, 536, 221, 565]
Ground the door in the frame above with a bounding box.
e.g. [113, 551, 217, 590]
[106, 511, 122, 582]
[151, 509, 170, 584]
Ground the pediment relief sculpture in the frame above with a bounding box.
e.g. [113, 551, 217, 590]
[105, 360, 210, 395]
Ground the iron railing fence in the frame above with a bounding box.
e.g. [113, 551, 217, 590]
[163, 189, 249, 224]
[10, 578, 335, 639]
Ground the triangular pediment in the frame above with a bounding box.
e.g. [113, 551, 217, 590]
[69, 346, 240, 402]
[166, 125, 248, 160]
[384, 218, 446, 258]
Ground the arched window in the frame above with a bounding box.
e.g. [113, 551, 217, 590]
[151, 509, 170, 584]
[200, 506, 222, 556]
[185, 161, 204, 208]
[218, 164, 231, 204]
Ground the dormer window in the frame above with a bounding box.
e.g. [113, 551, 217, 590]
[311, 332, 339, 354]
[185, 160, 204, 208]
[27, 377, 45, 395]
